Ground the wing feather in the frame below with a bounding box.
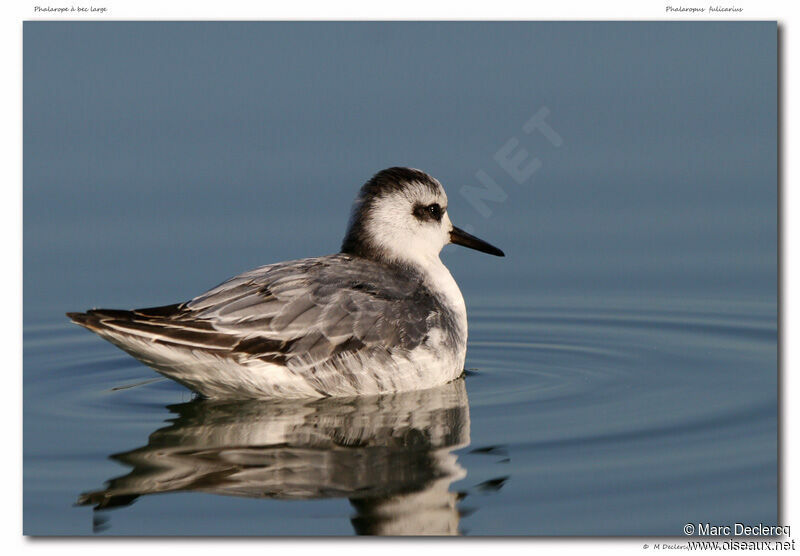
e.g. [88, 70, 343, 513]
[168, 254, 444, 371]
[83, 255, 445, 377]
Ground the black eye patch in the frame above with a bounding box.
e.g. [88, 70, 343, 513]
[413, 203, 443, 222]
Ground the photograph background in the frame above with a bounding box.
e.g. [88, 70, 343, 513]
[24, 22, 777, 535]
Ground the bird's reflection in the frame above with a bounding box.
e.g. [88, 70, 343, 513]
[78, 378, 471, 535]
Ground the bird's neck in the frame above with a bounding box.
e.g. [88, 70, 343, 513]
[343, 237, 467, 321]
[414, 254, 467, 321]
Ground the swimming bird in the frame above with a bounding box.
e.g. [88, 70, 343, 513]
[67, 167, 504, 399]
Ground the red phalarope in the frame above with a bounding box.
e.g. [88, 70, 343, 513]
[68, 167, 504, 398]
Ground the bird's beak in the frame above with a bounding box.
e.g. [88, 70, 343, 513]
[450, 226, 505, 257]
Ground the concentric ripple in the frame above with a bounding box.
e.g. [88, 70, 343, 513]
[24, 294, 777, 535]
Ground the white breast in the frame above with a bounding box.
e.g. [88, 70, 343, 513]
[418, 255, 468, 370]
[424, 258, 466, 325]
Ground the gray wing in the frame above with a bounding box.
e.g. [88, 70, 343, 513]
[173, 254, 440, 369]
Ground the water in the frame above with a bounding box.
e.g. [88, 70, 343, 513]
[23, 22, 777, 535]
[24, 295, 777, 535]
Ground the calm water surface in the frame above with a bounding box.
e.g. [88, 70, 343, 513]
[24, 291, 776, 535]
[23, 22, 777, 535]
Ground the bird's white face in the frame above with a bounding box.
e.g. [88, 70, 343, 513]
[342, 168, 504, 270]
[363, 180, 452, 269]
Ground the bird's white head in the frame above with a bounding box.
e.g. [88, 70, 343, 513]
[341, 167, 504, 271]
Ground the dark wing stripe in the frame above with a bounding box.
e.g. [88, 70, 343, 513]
[234, 336, 295, 355]
[101, 319, 236, 349]
[330, 337, 366, 358]
[132, 304, 185, 318]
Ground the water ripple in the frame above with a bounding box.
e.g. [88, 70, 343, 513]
[23, 296, 777, 535]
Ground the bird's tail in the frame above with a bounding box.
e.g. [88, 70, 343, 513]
[67, 309, 137, 332]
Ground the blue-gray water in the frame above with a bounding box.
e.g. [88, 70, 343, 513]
[23, 22, 777, 535]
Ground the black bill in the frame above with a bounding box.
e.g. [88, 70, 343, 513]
[450, 226, 505, 257]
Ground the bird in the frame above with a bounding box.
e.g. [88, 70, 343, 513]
[67, 167, 504, 399]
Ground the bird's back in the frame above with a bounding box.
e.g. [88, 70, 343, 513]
[68, 254, 466, 398]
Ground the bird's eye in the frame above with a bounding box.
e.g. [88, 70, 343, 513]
[413, 202, 444, 222]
